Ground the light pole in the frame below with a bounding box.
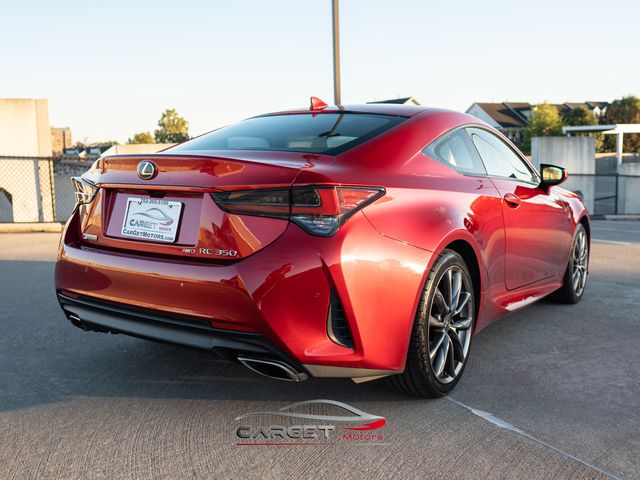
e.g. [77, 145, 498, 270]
[332, 0, 341, 105]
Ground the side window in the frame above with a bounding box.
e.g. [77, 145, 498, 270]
[424, 129, 487, 176]
[467, 128, 538, 183]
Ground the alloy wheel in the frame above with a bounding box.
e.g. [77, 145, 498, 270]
[427, 266, 474, 384]
[572, 229, 588, 297]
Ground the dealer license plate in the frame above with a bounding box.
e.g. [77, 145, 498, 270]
[121, 197, 182, 243]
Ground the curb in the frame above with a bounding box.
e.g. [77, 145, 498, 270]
[600, 215, 640, 221]
[0, 222, 63, 233]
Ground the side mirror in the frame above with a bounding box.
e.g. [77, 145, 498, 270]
[539, 164, 568, 189]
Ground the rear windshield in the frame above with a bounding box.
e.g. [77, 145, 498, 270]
[169, 113, 407, 155]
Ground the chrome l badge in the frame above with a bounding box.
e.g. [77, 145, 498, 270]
[137, 161, 157, 180]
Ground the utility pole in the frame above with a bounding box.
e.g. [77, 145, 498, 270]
[332, 0, 341, 105]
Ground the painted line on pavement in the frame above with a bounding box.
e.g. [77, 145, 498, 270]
[447, 397, 622, 480]
[591, 227, 631, 232]
[592, 238, 632, 245]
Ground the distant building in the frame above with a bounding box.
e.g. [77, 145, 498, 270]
[562, 102, 609, 120]
[466, 102, 532, 143]
[63, 145, 115, 158]
[62, 147, 83, 157]
[0, 98, 52, 156]
[51, 127, 72, 155]
[368, 96, 421, 105]
[466, 101, 610, 144]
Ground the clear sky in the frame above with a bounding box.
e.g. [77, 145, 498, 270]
[1, 0, 638, 143]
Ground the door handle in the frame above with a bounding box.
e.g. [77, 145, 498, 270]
[503, 193, 522, 208]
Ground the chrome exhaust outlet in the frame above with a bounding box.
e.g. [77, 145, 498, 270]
[237, 355, 308, 382]
[67, 313, 86, 329]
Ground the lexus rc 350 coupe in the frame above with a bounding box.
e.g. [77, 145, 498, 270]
[55, 99, 590, 397]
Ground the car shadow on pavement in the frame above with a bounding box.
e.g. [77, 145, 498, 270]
[1, 256, 638, 421]
[0, 260, 415, 412]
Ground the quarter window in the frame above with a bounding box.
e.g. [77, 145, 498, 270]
[467, 128, 537, 183]
[424, 129, 487, 176]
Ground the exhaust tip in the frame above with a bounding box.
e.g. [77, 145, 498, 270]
[66, 313, 86, 329]
[237, 355, 308, 382]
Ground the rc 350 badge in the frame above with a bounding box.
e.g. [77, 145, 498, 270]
[182, 247, 238, 257]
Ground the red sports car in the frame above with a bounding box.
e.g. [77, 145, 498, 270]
[55, 99, 589, 397]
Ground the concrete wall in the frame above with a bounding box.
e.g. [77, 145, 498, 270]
[0, 99, 52, 156]
[619, 162, 640, 214]
[595, 154, 618, 174]
[531, 136, 596, 212]
[0, 100, 54, 222]
[595, 153, 640, 174]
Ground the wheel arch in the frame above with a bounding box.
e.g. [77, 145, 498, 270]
[578, 214, 591, 274]
[412, 230, 486, 336]
[431, 229, 487, 293]
[579, 214, 590, 243]
[443, 239, 482, 330]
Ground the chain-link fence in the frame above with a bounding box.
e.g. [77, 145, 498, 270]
[0, 156, 94, 223]
[1, 156, 640, 223]
[52, 158, 95, 221]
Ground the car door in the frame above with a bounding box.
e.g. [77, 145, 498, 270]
[423, 128, 506, 288]
[467, 127, 573, 290]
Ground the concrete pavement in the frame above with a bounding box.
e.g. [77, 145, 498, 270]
[0, 221, 638, 479]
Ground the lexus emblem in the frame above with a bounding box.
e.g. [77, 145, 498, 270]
[137, 161, 157, 180]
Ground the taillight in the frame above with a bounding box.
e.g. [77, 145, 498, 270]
[212, 186, 384, 236]
[71, 177, 99, 206]
[290, 187, 384, 236]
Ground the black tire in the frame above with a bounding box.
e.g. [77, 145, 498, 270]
[388, 249, 476, 398]
[549, 223, 589, 304]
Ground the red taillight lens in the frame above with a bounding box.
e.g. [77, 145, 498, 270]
[212, 186, 384, 236]
[290, 187, 384, 236]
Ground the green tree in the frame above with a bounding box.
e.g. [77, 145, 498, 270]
[528, 103, 564, 137]
[154, 109, 189, 143]
[127, 131, 155, 144]
[603, 96, 640, 153]
[520, 103, 564, 154]
[562, 107, 597, 127]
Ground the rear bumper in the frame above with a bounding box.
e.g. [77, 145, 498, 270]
[55, 211, 433, 373]
[57, 292, 302, 367]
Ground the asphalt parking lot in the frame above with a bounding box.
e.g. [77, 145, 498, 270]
[0, 220, 638, 480]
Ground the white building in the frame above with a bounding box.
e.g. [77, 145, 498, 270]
[0, 99, 54, 222]
[0, 98, 52, 156]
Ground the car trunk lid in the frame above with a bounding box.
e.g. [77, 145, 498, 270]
[77, 151, 328, 260]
